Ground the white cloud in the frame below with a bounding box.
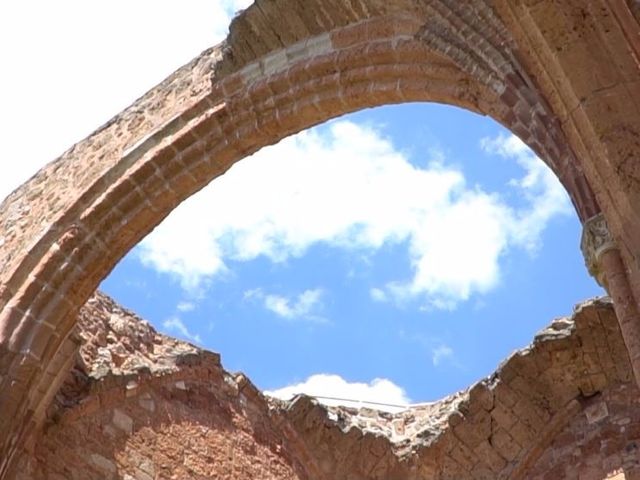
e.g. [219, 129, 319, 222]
[431, 344, 454, 366]
[139, 121, 571, 308]
[265, 289, 324, 319]
[176, 301, 196, 313]
[245, 288, 326, 322]
[162, 316, 202, 344]
[265, 374, 411, 413]
[370, 287, 388, 303]
[480, 133, 529, 158]
[399, 330, 458, 368]
[480, 133, 573, 252]
[0, 0, 249, 204]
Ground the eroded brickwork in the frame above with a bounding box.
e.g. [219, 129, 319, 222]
[280, 297, 637, 479]
[9, 293, 640, 479]
[13, 293, 312, 480]
[528, 384, 640, 479]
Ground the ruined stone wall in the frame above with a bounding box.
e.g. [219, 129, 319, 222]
[2, 0, 640, 475]
[527, 383, 640, 479]
[13, 293, 314, 480]
[10, 293, 640, 479]
[280, 298, 637, 480]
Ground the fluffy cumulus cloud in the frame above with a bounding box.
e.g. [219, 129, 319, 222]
[138, 120, 572, 308]
[244, 288, 326, 322]
[265, 374, 411, 413]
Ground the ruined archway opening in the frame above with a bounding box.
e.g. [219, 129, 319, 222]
[4, 0, 640, 476]
[98, 102, 603, 409]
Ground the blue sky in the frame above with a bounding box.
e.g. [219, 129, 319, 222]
[100, 103, 603, 408]
[1, 1, 603, 411]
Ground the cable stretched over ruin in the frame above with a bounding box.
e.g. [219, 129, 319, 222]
[303, 394, 414, 409]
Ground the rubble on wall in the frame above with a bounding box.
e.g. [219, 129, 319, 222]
[12, 292, 640, 479]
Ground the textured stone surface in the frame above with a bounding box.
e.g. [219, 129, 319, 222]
[8, 293, 640, 479]
[13, 292, 311, 480]
[1, 0, 640, 475]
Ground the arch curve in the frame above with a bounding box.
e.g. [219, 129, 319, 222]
[1, 1, 636, 475]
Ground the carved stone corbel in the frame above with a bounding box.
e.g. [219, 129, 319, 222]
[581, 213, 617, 289]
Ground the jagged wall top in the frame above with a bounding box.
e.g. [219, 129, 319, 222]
[16, 294, 635, 479]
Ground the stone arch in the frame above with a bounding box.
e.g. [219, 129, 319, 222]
[1, 0, 639, 475]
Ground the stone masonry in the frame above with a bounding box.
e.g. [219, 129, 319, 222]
[1, 0, 640, 477]
[8, 292, 640, 479]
